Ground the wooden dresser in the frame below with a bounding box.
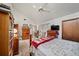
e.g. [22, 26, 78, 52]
[13, 24, 19, 55]
[22, 24, 30, 40]
[47, 30, 57, 37]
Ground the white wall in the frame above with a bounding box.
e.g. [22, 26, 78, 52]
[3, 3, 79, 39]
[39, 12, 79, 39]
[9, 5, 36, 38]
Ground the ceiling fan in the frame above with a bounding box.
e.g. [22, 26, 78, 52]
[38, 3, 50, 12]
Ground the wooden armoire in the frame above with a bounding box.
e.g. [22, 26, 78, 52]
[0, 11, 14, 56]
[62, 18, 79, 42]
[22, 24, 30, 40]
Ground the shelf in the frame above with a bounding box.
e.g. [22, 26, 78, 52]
[9, 37, 13, 42]
[9, 14, 14, 56]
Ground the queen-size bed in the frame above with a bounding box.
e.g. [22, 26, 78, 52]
[32, 38, 79, 56]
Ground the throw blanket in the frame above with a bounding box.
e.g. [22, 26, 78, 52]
[32, 36, 55, 48]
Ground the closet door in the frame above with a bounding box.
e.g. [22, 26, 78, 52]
[62, 20, 73, 40]
[70, 20, 78, 41]
[74, 19, 79, 41]
[62, 18, 79, 42]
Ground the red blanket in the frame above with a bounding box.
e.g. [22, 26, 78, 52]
[32, 36, 55, 48]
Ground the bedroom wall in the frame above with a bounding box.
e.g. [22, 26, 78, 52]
[39, 12, 79, 39]
[12, 10, 38, 39]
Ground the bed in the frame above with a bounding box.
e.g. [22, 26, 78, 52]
[32, 38, 79, 56]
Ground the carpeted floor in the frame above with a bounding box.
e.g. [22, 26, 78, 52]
[16, 39, 30, 56]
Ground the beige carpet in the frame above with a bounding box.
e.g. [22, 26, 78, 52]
[16, 39, 30, 56]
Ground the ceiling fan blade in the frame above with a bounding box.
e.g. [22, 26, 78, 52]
[38, 3, 50, 13]
[42, 3, 48, 8]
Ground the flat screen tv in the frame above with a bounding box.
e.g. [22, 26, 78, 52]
[51, 25, 59, 30]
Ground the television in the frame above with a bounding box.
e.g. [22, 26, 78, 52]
[51, 25, 59, 30]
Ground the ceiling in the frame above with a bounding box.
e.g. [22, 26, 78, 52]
[12, 3, 79, 25]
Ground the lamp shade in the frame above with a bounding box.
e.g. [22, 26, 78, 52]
[14, 28, 17, 33]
